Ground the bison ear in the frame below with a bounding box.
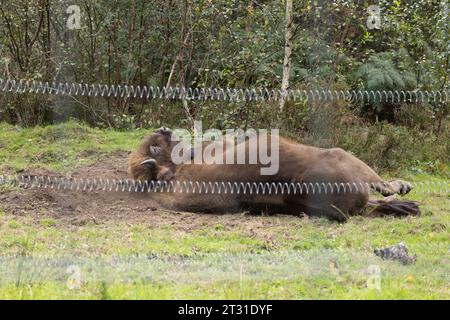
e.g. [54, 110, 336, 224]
[149, 146, 161, 157]
[156, 126, 172, 136]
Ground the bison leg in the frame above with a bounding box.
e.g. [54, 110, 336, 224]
[283, 197, 351, 222]
[319, 148, 413, 197]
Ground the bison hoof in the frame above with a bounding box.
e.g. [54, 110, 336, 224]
[391, 180, 413, 195]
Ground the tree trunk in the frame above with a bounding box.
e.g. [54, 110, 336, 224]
[165, 0, 193, 125]
[280, 0, 293, 112]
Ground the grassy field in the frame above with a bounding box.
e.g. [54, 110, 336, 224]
[0, 121, 448, 299]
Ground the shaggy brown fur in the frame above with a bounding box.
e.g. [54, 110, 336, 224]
[128, 127, 177, 181]
[128, 128, 417, 222]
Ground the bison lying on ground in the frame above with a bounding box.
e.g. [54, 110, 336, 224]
[128, 128, 419, 221]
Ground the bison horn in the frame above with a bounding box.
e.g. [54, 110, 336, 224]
[140, 159, 157, 168]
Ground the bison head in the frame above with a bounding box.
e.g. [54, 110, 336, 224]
[128, 127, 177, 182]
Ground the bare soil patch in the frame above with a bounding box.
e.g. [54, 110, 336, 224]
[0, 152, 302, 233]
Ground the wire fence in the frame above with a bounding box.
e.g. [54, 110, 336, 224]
[1, 77, 449, 103]
[0, 175, 448, 195]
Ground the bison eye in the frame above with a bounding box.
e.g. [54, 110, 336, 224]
[149, 146, 161, 157]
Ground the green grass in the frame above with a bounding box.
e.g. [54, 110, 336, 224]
[0, 206, 448, 299]
[0, 121, 147, 173]
[0, 121, 448, 299]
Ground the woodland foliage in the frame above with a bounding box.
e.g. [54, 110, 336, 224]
[0, 0, 448, 129]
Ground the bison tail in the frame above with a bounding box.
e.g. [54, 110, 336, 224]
[366, 199, 420, 217]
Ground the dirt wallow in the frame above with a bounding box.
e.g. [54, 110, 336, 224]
[0, 153, 306, 235]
